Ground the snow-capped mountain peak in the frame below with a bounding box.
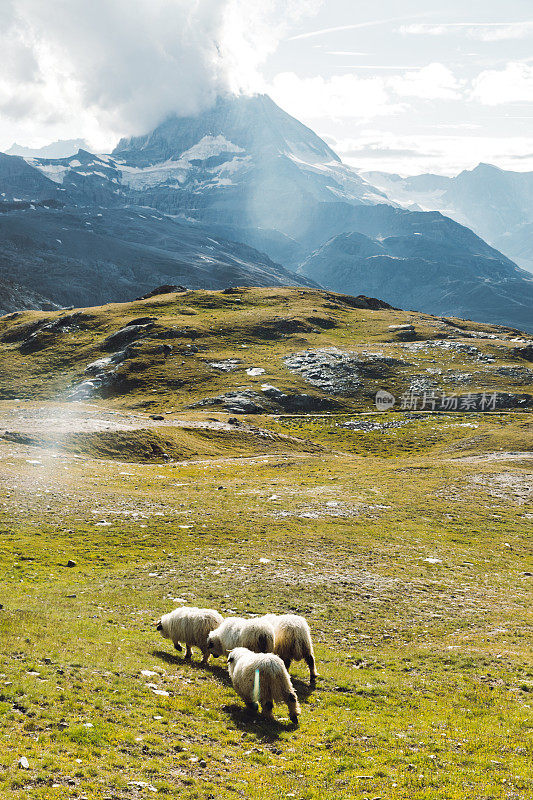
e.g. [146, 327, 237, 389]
[113, 93, 341, 167]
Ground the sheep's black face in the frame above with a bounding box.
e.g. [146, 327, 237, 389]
[227, 655, 235, 664]
[156, 621, 163, 632]
[207, 640, 214, 650]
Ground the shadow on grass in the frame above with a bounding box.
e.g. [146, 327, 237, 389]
[291, 676, 317, 703]
[222, 703, 297, 740]
[150, 649, 232, 686]
[151, 649, 320, 700]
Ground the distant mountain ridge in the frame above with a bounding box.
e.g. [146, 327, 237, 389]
[6, 139, 89, 159]
[363, 163, 533, 274]
[0, 94, 532, 331]
[298, 221, 533, 331]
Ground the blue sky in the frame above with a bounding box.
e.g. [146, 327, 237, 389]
[264, 0, 533, 173]
[1, 0, 532, 175]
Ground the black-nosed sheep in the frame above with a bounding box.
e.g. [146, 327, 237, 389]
[227, 647, 301, 724]
[207, 616, 275, 657]
[156, 606, 223, 664]
[260, 614, 318, 684]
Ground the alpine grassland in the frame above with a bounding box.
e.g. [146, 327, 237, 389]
[0, 288, 531, 799]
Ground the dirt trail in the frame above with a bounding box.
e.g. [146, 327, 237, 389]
[450, 451, 533, 463]
[0, 402, 237, 436]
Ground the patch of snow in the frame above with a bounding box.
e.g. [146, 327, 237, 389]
[179, 134, 244, 162]
[29, 161, 69, 183]
[120, 159, 190, 189]
[120, 136, 245, 189]
[212, 154, 251, 176]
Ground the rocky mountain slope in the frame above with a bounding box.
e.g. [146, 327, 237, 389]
[0, 205, 317, 307]
[0, 277, 58, 315]
[1, 94, 532, 330]
[297, 220, 533, 332]
[364, 163, 533, 273]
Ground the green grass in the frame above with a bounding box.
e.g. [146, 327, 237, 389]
[0, 289, 532, 798]
[0, 287, 531, 410]
[0, 407, 532, 799]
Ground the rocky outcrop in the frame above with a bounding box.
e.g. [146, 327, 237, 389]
[101, 323, 155, 351]
[190, 386, 339, 414]
[17, 312, 94, 353]
[284, 349, 362, 395]
[512, 344, 533, 362]
[337, 294, 395, 310]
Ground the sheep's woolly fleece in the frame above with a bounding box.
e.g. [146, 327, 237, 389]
[207, 616, 275, 656]
[158, 606, 223, 654]
[227, 647, 301, 721]
[259, 613, 318, 680]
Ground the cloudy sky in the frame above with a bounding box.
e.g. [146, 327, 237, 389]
[1, 0, 532, 175]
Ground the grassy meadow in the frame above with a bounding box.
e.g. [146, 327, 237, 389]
[0, 288, 531, 799]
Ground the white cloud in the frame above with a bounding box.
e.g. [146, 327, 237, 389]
[269, 72, 405, 122]
[0, 0, 323, 148]
[326, 51, 369, 57]
[389, 63, 464, 100]
[473, 23, 533, 43]
[400, 21, 533, 41]
[269, 63, 464, 123]
[333, 130, 533, 176]
[472, 62, 533, 105]
[222, 0, 323, 94]
[288, 17, 407, 41]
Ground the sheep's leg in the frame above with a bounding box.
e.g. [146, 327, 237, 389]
[283, 658, 292, 672]
[261, 701, 275, 722]
[245, 701, 258, 715]
[184, 644, 192, 660]
[200, 649, 210, 665]
[286, 692, 301, 725]
[304, 651, 318, 684]
[173, 641, 183, 652]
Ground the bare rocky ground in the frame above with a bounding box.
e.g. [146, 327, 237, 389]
[0, 402, 230, 435]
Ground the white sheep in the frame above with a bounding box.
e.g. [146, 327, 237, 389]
[156, 606, 223, 664]
[227, 647, 301, 724]
[260, 614, 318, 684]
[207, 616, 275, 658]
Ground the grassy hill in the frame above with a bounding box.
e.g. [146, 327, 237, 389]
[0, 288, 532, 799]
[0, 286, 532, 412]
